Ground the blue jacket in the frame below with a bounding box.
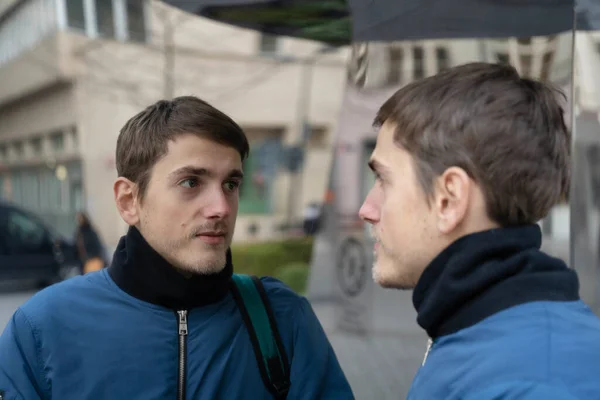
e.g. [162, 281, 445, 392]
[0, 227, 353, 400]
[407, 225, 600, 400]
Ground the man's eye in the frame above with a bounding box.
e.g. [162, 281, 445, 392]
[179, 178, 198, 188]
[224, 180, 240, 192]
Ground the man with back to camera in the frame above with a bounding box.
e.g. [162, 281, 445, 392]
[0, 96, 353, 399]
[359, 62, 600, 399]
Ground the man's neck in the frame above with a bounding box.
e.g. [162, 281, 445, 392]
[107, 226, 233, 310]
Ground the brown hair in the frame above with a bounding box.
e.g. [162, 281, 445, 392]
[116, 96, 249, 200]
[374, 62, 570, 226]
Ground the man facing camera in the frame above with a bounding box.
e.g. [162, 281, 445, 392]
[0, 96, 353, 400]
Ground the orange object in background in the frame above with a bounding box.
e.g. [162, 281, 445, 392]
[84, 257, 104, 274]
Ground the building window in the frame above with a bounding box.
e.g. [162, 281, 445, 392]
[436, 47, 450, 72]
[259, 34, 278, 54]
[50, 132, 64, 152]
[70, 127, 79, 150]
[0, 144, 7, 160]
[30, 137, 43, 156]
[520, 54, 532, 77]
[387, 46, 403, 85]
[496, 52, 510, 64]
[0, 0, 59, 67]
[66, 0, 86, 31]
[13, 142, 24, 158]
[95, 0, 116, 38]
[540, 52, 554, 81]
[307, 127, 328, 149]
[517, 37, 532, 45]
[63, 0, 147, 42]
[127, 0, 146, 42]
[239, 136, 282, 214]
[413, 46, 424, 79]
[239, 152, 269, 214]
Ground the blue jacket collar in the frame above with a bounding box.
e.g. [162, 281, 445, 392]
[413, 224, 579, 338]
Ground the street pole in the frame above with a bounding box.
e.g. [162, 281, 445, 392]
[285, 46, 336, 229]
[163, 15, 175, 99]
[286, 55, 315, 228]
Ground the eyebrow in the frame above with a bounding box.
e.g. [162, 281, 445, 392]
[168, 166, 244, 180]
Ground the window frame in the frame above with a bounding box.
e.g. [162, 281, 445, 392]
[59, 0, 148, 42]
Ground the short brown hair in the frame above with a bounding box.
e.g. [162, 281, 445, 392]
[374, 62, 570, 226]
[116, 96, 249, 199]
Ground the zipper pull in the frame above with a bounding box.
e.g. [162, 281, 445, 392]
[177, 310, 188, 336]
[422, 338, 433, 366]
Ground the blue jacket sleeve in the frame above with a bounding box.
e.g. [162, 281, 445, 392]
[286, 297, 354, 399]
[0, 308, 48, 400]
[463, 381, 580, 400]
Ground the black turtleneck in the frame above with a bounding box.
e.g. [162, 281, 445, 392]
[413, 224, 579, 339]
[108, 226, 233, 310]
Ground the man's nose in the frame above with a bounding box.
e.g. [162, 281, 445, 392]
[205, 189, 232, 219]
[359, 193, 379, 225]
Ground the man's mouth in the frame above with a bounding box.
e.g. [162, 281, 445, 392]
[195, 231, 226, 245]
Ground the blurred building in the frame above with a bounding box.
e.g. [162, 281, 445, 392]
[0, 0, 348, 248]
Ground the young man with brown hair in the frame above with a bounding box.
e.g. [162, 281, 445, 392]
[0, 96, 353, 399]
[360, 62, 600, 399]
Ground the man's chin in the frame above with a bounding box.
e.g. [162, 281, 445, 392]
[372, 261, 415, 290]
[173, 250, 228, 276]
[176, 261, 226, 276]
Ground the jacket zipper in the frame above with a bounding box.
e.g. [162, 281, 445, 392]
[421, 338, 433, 366]
[177, 310, 188, 400]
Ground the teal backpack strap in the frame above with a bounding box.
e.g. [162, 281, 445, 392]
[230, 274, 290, 399]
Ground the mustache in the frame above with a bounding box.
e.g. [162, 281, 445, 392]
[188, 222, 229, 239]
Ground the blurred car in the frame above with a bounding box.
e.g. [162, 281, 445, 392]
[0, 201, 81, 287]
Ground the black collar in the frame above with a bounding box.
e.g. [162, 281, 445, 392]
[108, 226, 233, 310]
[413, 224, 579, 339]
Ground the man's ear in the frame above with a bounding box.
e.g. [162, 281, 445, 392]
[114, 177, 140, 226]
[432, 167, 471, 234]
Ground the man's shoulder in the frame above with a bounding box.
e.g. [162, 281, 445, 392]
[432, 300, 600, 380]
[256, 276, 311, 317]
[258, 276, 304, 302]
[19, 271, 110, 320]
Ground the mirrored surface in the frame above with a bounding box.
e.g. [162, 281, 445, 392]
[308, 28, 575, 400]
[572, 29, 600, 314]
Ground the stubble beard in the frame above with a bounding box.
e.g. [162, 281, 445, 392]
[171, 236, 231, 275]
[372, 243, 416, 290]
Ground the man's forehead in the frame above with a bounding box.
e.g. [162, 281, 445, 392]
[371, 122, 409, 172]
[372, 126, 393, 158]
[157, 145, 242, 179]
[164, 136, 241, 161]
[377, 120, 396, 143]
